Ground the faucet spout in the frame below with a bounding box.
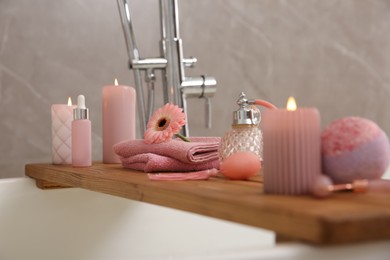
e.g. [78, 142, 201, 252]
[181, 75, 217, 135]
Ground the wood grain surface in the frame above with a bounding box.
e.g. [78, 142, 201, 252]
[25, 163, 390, 245]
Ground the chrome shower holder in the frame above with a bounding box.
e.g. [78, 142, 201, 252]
[117, 0, 217, 136]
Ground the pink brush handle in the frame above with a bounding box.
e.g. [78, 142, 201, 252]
[254, 99, 277, 109]
[312, 175, 390, 198]
[353, 179, 390, 193]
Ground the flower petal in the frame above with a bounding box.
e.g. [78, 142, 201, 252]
[144, 103, 187, 144]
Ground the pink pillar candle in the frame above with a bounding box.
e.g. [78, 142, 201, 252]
[102, 79, 136, 163]
[51, 98, 75, 164]
[262, 98, 321, 195]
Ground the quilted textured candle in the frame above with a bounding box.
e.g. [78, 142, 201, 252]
[51, 98, 75, 164]
[262, 97, 321, 195]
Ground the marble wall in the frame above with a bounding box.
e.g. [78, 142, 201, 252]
[1, 0, 390, 178]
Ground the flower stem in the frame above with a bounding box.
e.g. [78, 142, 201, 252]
[175, 133, 191, 142]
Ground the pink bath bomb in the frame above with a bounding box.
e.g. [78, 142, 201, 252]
[321, 117, 390, 184]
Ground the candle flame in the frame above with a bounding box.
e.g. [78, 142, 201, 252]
[286, 96, 297, 111]
[114, 78, 118, 86]
[67, 97, 72, 106]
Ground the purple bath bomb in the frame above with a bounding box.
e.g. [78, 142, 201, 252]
[321, 117, 390, 184]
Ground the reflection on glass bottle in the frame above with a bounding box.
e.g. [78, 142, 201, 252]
[219, 93, 263, 162]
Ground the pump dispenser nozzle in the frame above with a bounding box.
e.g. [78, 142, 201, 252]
[73, 95, 89, 120]
[233, 92, 261, 126]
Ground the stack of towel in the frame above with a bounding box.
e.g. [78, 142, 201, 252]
[113, 137, 221, 172]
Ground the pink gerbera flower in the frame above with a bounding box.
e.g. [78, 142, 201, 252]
[144, 103, 188, 144]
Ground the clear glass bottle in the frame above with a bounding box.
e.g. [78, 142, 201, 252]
[219, 93, 263, 162]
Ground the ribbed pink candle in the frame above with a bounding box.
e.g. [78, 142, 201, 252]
[51, 98, 75, 164]
[102, 79, 136, 163]
[262, 98, 321, 195]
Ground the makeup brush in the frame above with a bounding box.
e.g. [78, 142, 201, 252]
[312, 175, 390, 198]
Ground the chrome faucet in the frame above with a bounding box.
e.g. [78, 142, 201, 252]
[116, 0, 217, 136]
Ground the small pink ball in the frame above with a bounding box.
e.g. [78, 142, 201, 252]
[220, 152, 261, 180]
[321, 117, 390, 184]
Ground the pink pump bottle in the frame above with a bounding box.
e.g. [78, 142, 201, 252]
[72, 95, 92, 167]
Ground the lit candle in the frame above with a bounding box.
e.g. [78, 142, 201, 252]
[51, 97, 75, 164]
[102, 78, 136, 163]
[262, 97, 321, 195]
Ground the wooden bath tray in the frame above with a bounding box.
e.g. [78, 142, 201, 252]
[25, 163, 390, 245]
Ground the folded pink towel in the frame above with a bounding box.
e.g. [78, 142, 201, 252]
[113, 137, 220, 164]
[120, 153, 220, 172]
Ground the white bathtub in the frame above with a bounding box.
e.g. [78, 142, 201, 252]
[1, 175, 390, 260]
[0, 177, 274, 260]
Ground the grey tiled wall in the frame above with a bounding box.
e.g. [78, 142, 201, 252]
[1, 0, 390, 177]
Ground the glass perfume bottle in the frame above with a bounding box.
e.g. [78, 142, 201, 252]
[219, 92, 276, 163]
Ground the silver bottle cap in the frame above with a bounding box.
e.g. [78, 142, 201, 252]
[232, 92, 261, 125]
[73, 95, 89, 120]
